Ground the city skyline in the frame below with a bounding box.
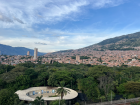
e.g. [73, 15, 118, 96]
[0, 0, 140, 53]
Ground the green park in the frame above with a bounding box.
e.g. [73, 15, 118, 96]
[1, 61, 140, 105]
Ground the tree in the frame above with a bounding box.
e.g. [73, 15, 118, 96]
[117, 83, 126, 95]
[14, 98, 24, 105]
[87, 65, 112, 79]
[31, 95, 44, 105]
[24, 68, 38, 79]
[15, 75, 31, 90]
[0, 64, 15, 74]
[97, 74, 115, 100]
[124, 81, 140, 97]
[47, 70, 74, 87]
[77, 77, 100, 102]
[17, 62, 35, 68]
[56, 81, 70, 99]
[0, 79, 6, 90]
[38, 72, 49, 86]
[99, 57, 102, 63]
[0, 89, 18, 105]
[107, 91, 115, 101]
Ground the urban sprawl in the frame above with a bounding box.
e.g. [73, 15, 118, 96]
[1, 48, 140, 67]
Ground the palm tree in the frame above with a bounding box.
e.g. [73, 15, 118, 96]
[56, 81, 70, 99]
[31, 95, 44, 105]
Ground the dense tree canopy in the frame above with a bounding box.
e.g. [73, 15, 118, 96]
[0, 62, 140, 104]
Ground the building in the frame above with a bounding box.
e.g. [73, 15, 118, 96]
[76, 55, 80, 62]
[15, 86, 78, 105]
[33, 48, 38, 60]
[17, 55, 20, 60]
[27, 51, 30, 56]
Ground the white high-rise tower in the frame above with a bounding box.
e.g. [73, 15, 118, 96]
[33, 48, 38, 60]
[27, 51, 30, 56]
[76, 55, 80, 62]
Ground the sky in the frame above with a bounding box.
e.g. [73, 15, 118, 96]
[0, 0, 140, 53]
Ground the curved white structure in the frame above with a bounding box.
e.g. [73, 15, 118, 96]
[15, 86, 78, 101]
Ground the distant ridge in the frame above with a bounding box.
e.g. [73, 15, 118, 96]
[46, 31, 140, 55]
[97, 31, 140, 46]
[94, 31, 140, 51]
[0, 44, 45, 56]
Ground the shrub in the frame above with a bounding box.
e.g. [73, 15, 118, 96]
[75, 102, 80, 105]
[99, 96, 106, 102]
[128, 94, 135, 99]
[107, 91, 115, 101]
[49, 100, 65, 105]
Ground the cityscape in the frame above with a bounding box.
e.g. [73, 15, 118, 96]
[1, 0, 140, 105]
[1, 48, 140, 67]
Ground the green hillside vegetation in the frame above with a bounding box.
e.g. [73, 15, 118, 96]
[71, 56, 90, 59]
[1, 62, 140, 104]
[98, 32, 140, 45]
[95, 32, 140, 51]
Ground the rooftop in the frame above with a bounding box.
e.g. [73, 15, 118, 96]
[15, 86, 78, 101]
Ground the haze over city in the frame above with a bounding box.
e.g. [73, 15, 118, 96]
[0, 0, 140, 52]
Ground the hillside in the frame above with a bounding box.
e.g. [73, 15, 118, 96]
[46, 32, 140, 56]
[95, 31, 140, 50]
[79, 31, 140, 51]
[0, 44, 45, 56]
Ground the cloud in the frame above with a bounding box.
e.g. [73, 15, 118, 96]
[0, 13, 24, 24]
[0, 0, 88, 28]
[35, 42, 47, 45]
[0, 0, 126, 29]
[0, 13, 13, 23]
[1, 26, 138, 53]
[13, 17, 24, 24]
[51, 35, 61, 38]
[0, 0, 129, 53]
[90, 0, 126, 8]
[0, 31, 109, 52]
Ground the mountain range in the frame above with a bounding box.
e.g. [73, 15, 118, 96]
[48, 31, 140, 55]
[0, 44, 45, 56]
[1, 32, 140, 56]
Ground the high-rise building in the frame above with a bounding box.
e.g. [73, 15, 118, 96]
[27, 51, 30, 56]
[76, 55, 80, 62]
[33, 48, 38, 60]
